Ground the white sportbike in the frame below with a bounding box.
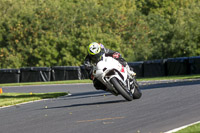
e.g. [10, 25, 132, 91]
[93, 54, 142, 101]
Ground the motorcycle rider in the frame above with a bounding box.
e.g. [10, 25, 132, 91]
[84, 42, 136, 91]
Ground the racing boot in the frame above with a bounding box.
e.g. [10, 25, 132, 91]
[126, 64, 136, 78]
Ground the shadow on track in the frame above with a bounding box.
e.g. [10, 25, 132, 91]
[44, 99, 126, 109]
[60, 90, 112, 101]
[141, 79, 200, 90]
[38, 90, 126, 110]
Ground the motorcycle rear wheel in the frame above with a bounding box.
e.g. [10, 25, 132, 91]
[110, 77, 133, 101]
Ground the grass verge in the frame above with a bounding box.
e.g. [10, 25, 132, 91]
[137, 74, 200, 81]
[0, 74, 200, 87]
[0, 92, 68, 107]
[175, 122, 200, 133]
[0, 79, 92, 87]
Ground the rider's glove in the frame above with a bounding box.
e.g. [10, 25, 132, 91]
[112, 52, 120, 59]
[90, 74, 94, 80]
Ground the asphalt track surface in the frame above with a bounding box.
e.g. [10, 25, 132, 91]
[0, 80, 200, 133]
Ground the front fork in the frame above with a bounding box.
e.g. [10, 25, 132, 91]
[103, 74, 126, 95]
[127, 78, 131, 90]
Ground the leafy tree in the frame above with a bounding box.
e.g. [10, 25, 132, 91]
[0, 0, 200, 68]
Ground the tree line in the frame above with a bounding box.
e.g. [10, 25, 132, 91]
[0, 0, 200, 68]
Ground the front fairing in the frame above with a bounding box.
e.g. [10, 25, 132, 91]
[93, 54, 128, 86]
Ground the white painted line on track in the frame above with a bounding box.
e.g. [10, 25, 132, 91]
[0, 99, 50, 109]
[0, 94, 70, 109]
[165, 121, 200, 133]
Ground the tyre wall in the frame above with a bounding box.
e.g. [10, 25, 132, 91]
[189, 56, 200, 74]
[143, 59, 167, 77]
[80, 65, 89, 79]
[128, 61, 144, 77]
[51, 66, 81, 81]
[0, 56, 200, 84]
[166, 57, 189, 76]
[20, 67, 51, 82]
[0, 69, 20, 83]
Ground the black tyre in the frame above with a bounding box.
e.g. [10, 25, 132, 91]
[110, 77, 133, 101]
[132, 79, 142, 99]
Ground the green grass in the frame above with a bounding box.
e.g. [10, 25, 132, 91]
[137, 74, 200, 81]
[1, 74, 200, 87]
[0, 79, 92, 87]
[175, 122, 200, 133]
[0, 92, 68, 107]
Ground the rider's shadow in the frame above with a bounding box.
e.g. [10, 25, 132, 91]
[60, 90, 112, 101]
[41, 90, 127, 110]
[44, 99, 126, 110]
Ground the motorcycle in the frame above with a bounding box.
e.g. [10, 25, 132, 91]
[92, 54, 142, 101]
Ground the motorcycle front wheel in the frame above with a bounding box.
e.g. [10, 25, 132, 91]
[132, 79, 142, 99]
[110, 77, 133, 101]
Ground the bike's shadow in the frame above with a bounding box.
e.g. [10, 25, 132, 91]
[46, 99, 126, 109]
[43, 90, 127, 110]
